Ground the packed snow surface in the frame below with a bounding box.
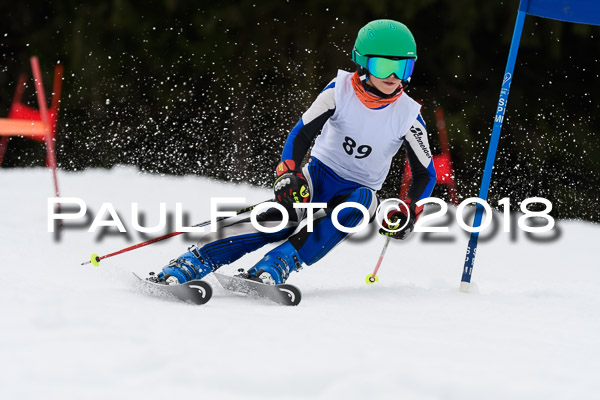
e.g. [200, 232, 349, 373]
[1, 167, 599, 400]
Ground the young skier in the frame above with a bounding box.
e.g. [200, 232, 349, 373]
[149, 19, 436, 285]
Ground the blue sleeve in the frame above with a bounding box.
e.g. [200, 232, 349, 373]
[280, 79, 336, 167]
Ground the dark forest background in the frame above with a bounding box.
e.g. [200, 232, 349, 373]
[1, 0, 599, 222]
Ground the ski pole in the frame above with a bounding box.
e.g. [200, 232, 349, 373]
[83, 229, 192, 267]
[365, 237, 391, 284]
[81, 202, 261, 267]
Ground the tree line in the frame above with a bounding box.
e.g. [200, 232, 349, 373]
[1, 0, 598, 221]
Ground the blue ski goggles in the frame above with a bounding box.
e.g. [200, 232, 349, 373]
[366, 56, 416, 80]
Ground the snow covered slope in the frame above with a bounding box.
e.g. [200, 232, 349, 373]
[1, 167, 599, 400]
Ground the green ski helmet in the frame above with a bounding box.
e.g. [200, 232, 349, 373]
[352, 19, 417, 82]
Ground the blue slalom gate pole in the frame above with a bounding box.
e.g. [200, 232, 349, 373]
[460, 8, 527, 292]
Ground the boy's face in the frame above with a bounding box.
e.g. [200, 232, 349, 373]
[366, 74, 402, 95]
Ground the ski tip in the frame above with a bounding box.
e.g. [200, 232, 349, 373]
[186, 281, 213, 305]
[279, 285, 302, 306]
[133, 272, 213, 305]
[459, 281, 470, 293]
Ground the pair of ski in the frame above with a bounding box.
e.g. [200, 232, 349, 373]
[134, 272, 302, 306]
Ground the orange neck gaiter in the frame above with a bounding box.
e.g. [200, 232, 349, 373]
[350, 72, 403, 109]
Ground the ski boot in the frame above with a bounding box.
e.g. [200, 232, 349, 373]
[244, 241, 303, 285]
[150, 246, 213, 285]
